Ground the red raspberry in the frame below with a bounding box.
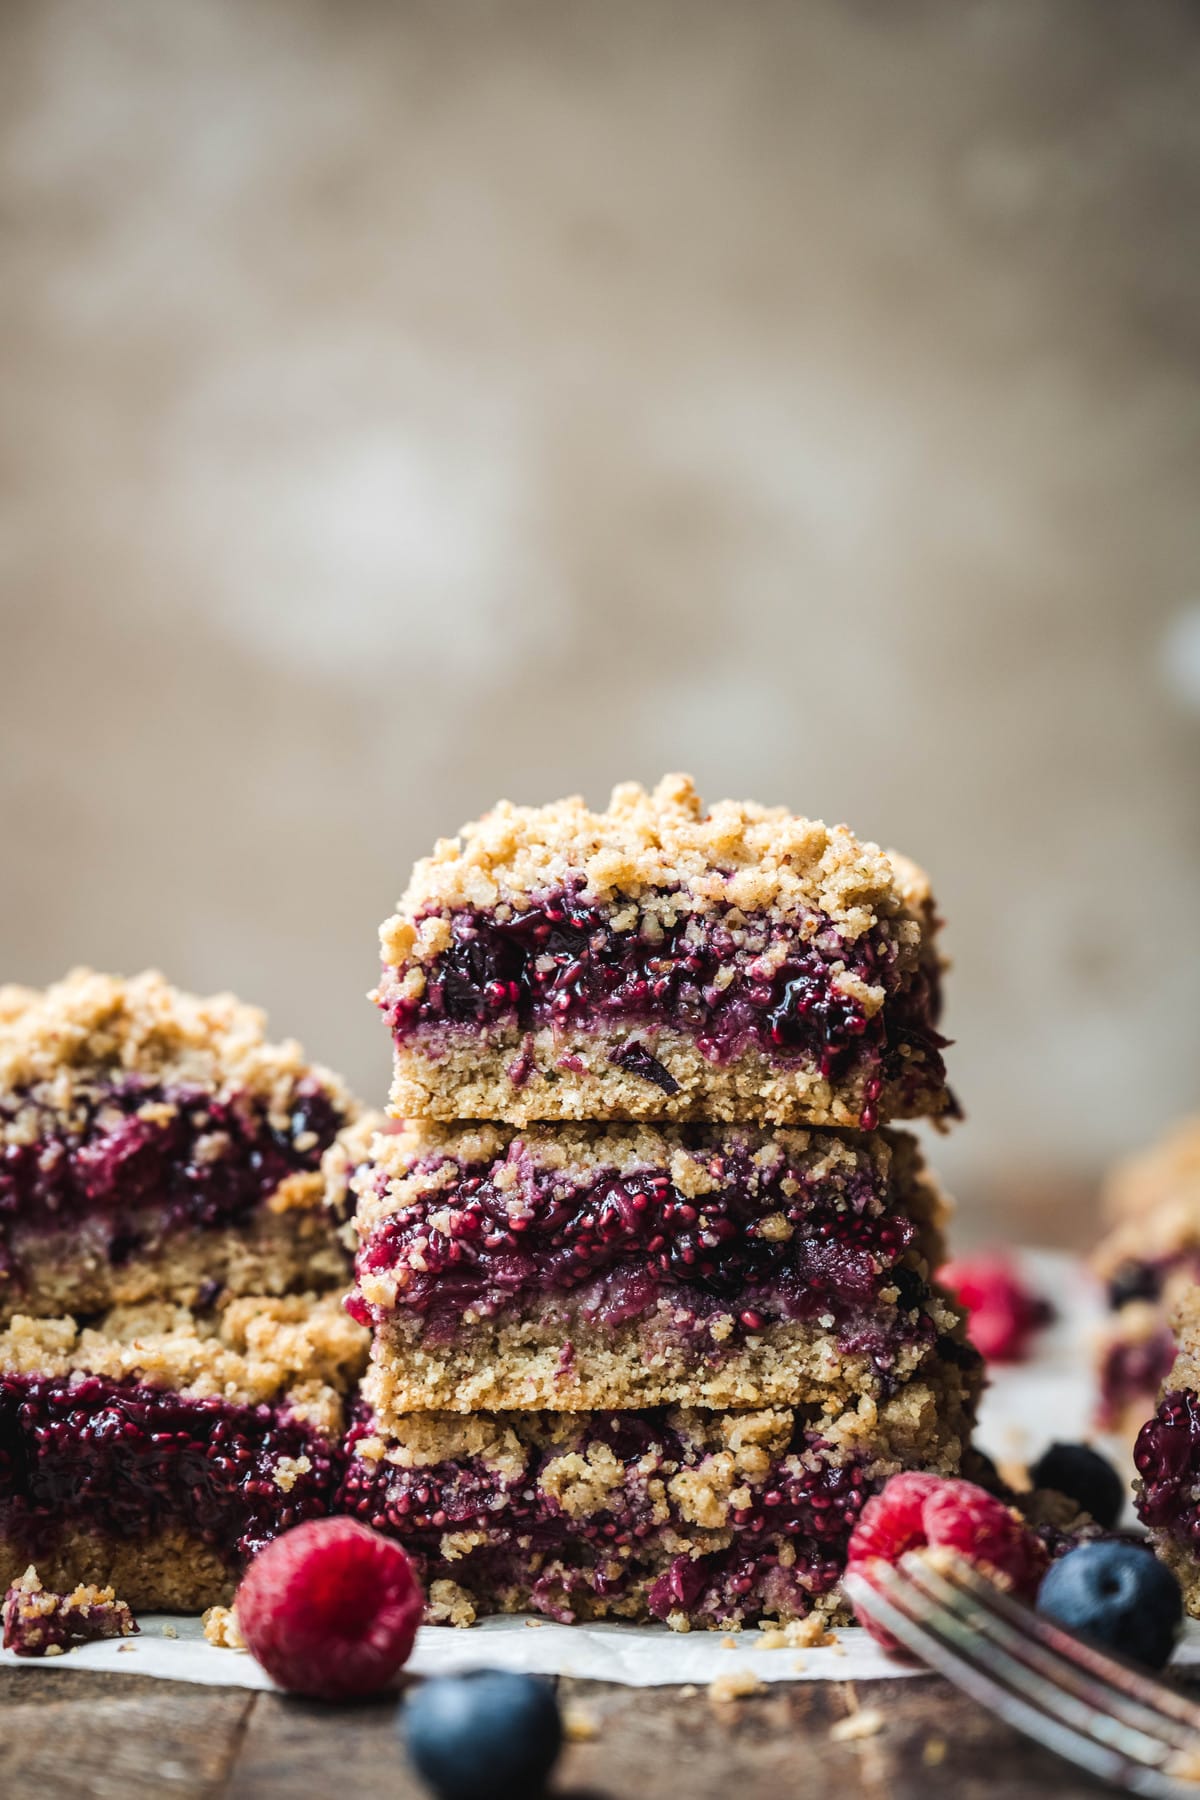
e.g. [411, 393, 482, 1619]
[235, 1519, 423, 1699]
[940, 1253, 1051, 1362]
[847, 1474, 1048, 1649]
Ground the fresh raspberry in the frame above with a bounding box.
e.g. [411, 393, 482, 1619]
[841, 1471, 945, 1565]
[939, 1253, 1052, 1362]
[235, 1518, 423, 1699]
[847, 1474, 1048, 1649]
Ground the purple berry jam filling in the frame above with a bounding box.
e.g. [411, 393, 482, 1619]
[0, 1369, 340, 1566]
[351, 1144, 934, 1356]
[0, 1077, 346, 1262]
[340, 1410, 871, 1625]
[377, 890, 946, 1114]
[1098, 1328, 1178, 1430]
[1135, 1387, 1200, 1550]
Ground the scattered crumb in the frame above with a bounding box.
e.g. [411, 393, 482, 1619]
[829, 1638, 847, 1656]
[791, 1656, 807, 1673]
[707, 1669, 766, 1705]
[720, 1634, 739, 1649]
[923, 1737, 947, 1767]
[830, 1707, 885, 1743]
[117, 1643, 137, 1654]
[562, 1706, 599, 1744]
[758, 1616, 835, 1651]
[524, 1618, 544, 1629]
[43, 1644, 64, 1658]
[201, 1606, 245, 1651]
[678, 1683, 699, 1699]
[161, 1624, 178, 1640]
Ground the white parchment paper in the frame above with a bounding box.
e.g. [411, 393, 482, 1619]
[5, 1250, 1199, 1688]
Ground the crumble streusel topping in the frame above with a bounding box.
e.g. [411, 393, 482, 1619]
[0, 1292, 367, 1434]
[2, 1565, 137, 1656]
[0, 968, 357, 1133]
[379, 774, 936, 965]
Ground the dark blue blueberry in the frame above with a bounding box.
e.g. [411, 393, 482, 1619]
[399, 1670, 563, 1800]
[1037, 1541, 1182, 1669]
[1030, 1442, 1126, 1531]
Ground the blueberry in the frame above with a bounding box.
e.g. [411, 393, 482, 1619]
[1037, 1541, 1182, 1669]
[399, 1670, 563, 1799]
[1029, 1442, 1126, 1531]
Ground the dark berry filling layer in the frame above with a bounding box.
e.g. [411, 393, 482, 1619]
[0, 1077, 346, 1267]
[340, 1410, 871, 1625]
[1135, 1387, 1200, 1550]
[1098, 1328, 1178, 1429]
[378, 890, 946, 1110]
[0, 1369, 340, 1565]
[351, 1144, 934, 1355]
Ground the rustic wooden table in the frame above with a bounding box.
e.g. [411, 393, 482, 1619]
[1, 1659, 1172, 1798]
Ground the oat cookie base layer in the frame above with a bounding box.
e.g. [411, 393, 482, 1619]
[0, 1207, 350, 1327]
[364, 1299, 975, 1419]
[0, 1527, 236, 1614]
[388, 1023, 946, 1127]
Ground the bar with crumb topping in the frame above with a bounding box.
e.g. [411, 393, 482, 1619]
[373, 776, 953, 1129]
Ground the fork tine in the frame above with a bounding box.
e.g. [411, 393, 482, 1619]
[900, 1552, 1200, 1753]
[844, 1565, 1200, 1800]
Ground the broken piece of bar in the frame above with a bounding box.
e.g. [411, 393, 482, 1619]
[0, 969, 360, 1323]
[0, 1292, 367, 1610]
[373, 776, 952, 1128]
[2, 1565, 137, 1656]
[350, 1119, 974, 1415]
[340, 1368, 977, 1630]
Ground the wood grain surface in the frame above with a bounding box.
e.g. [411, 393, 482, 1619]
[0, 1661, 1152, 1798]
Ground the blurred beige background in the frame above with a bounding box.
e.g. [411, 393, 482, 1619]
[2, 0, 1198, 1226]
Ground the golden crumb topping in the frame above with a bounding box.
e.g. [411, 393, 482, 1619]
[0, 1293, 367, 1436]
[378, 774, 936, 969]
[1101, 1117, 1200, 1225]
[0, 970, 357, 1134]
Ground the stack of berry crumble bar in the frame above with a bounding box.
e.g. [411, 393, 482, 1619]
[1091, 1118, 1200, 1439]
[344, 776, 982, 1630]
[0, 969, 369, 1610]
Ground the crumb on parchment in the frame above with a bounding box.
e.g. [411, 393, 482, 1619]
[202, 1605, 246, 1650]
[562, 1706, 600, 1743]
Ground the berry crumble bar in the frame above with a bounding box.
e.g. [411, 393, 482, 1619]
[2, 1565, 137, 1656]
[374, 776, 953, 1128]
[341, 1367, 977, 1630]
[350, 1120, 972, 1415]
[0, 970, 360, 1323]
[1091, 1119, 1200, 1435]
[1135, 1284, 1200, 1617]
[0, 1292, 367, 1610]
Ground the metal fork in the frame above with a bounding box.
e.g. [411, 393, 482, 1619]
[843, 1550, 1200, 1795]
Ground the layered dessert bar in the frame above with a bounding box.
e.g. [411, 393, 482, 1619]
[0, 969, 360, 1323]
[351, 1119, 974, 1416]
[374, 776, 952, 1128]
[0, 1292, 367, 1610]
[1091, 1118, 1200, 1434]
[340, 1366, 976, 1630]
[1135, 1285, 1200, 1616]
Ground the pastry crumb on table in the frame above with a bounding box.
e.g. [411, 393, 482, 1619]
[2, 1565, 137, 1657]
